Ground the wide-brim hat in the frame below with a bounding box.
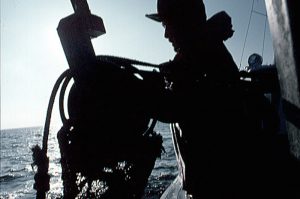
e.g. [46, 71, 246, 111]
[146, 0, 206, 23]
[145, 13, 162, 22]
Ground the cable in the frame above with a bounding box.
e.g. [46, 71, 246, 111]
[261, 15, 267, 58]
[239, 0, 255, 70]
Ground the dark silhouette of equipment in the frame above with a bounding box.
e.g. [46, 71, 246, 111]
[32, 0, 164, 198]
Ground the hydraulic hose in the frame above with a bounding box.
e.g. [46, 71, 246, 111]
[32, 69, 70, 199]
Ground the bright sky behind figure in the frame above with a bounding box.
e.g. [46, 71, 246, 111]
[1, 0, 274, 129]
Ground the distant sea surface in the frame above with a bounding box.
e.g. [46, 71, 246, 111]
[0, 122, 178, 199]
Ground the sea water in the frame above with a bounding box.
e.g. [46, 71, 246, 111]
[0, 122, 177, 199]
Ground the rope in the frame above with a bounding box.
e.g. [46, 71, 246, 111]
[239, 0, 255, 70]
[239, 1, 269, 69]
[249, 9, 268, 59]
[261, 15, 267, 58]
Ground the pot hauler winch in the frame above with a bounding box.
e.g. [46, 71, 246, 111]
[31, 0, 165, 198]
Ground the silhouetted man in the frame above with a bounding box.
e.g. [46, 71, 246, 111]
[146, 0, 252, 198]
[146, 0, 300, 198]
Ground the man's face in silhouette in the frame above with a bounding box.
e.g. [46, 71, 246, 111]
[162, 19, 184, 52]
[156, 0, 206, 53]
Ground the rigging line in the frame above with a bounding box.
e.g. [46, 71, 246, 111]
[261, 14, 267, 58]
[252, 10, 267, 16]
[239, 0, 255, 70]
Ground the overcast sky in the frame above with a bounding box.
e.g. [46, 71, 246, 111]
[1, 0, 274, 129]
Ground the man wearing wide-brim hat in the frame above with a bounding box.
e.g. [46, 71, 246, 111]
[146, 0, 248, 198]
